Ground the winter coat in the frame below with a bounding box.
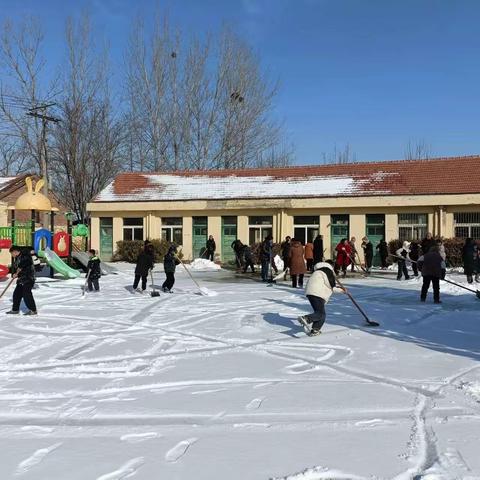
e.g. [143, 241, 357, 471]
[396, 241, 411, 261]
[87, 256, 102, 280]
[418, 251, 446, 278]
[313, 236, 324, 263]
[13, 250, 35, 285]
[437, 244, 446, 261]
[362, 241, 373, 262]
[305, 262, 341, 303]
[242, 245, 254, 262]
[261, 239, 273, 260]
[421, 237, 436, 255]
[281, 241, 291, 260]
[231, 240, 243, 253]
[376, 240, 388, 257]
[462, 242, 477, 275]
[164, 250, 180, 273]
[349, 240, 357, 255]
[135, 250, 154, 276]
[409, 242, 420, 261]
[206, 239, 216, 253]
[335, 242, 352, 267]
[289, 241, 306, 275]
[304, 242, 314, 260]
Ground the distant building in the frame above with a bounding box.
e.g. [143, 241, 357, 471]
[87, 156, 480, 263]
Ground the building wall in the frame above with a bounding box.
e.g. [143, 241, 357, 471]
[87, 193, 480, 262]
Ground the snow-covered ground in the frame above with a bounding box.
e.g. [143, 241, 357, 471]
[0, 264, 479, 479]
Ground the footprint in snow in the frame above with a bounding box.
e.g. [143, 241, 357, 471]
[165, 438, 198, 462]
[15, 442, 62, 476]
[96, 457, 145, 480]
[245, 397, 265, 410]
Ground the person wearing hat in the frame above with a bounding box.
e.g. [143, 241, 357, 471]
[297, 260, 346, 336]
[396, 241, 411, 280]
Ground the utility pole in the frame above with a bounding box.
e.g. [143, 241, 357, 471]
[26, 104, 60, 226]
[26, 103, 60, 198]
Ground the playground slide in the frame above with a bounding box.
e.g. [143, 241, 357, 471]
[72, 251, 118, 275]
[38, 247, 81, 279]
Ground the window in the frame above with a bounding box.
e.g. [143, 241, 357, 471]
[398, 213, 427, 241]
[454, 212, 480, 239]
[162, 217, 183, 245]
[123, 217, 144, 241]
[249, 216, 273, 244]
[293, 216, 319, 244]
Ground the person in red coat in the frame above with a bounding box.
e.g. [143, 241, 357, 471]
[335, 238, 352, 278]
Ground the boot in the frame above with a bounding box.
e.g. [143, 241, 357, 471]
[23, 310, 38, 316]
[5, 310, 19, 315]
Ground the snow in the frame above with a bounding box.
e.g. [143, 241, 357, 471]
[0, 265, 479, 479]
[186, 258, 221, 271]
[95, 172, 396, 202]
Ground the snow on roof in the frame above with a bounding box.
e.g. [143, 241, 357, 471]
[93, 156, 480, 203]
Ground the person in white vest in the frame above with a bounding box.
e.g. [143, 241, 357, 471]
[297, 260, 347, 336]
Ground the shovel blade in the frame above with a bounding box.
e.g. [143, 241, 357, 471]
[151, 291, 160, 297]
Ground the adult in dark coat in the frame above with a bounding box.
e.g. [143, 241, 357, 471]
[242, 245, 255, 273]
[421, 233, 435, 255]
[349, 237, 357, 272]
[462, 237, 477, 284]
[313, 235, 324, 264]
[231, 239, 244, 269]
[206, 235, 216, 261]
[86, 249, 102, 292]
[281, 236, 291, 279]
[260, 236, 277, 282]
[376, 238, 389, 269]
[162, 245, 180, 292]
[409, 240, 420, 277]
[7, 246, 37, 315]
[418, 246, 445, 303]
[361, 237, 374, 272]
[133, 244, 155, 292]
[289, 239, 306, 288]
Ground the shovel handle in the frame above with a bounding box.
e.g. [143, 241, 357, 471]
[0, 276, 15, 299]
[336, 277, 373, 324]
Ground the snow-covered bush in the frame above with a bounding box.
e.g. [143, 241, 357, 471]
[112, 239, 182, 263]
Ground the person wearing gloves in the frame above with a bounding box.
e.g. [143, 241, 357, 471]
[297, 261, 346, 336]
[162, 244, 180, 292]
[396, 241, 411, 280]
[133, 243, 155, 293]
[417, 245, 446, 304]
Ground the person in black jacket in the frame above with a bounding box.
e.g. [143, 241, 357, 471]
[313, 235, 324, 264]
[133, 244, 155, 292]
[242, 245, 255, 273]
[86, 249, 101, 292]
[361, 236, 374, 272]
[421, 233, 435, 255]
[7, 246, 37, 315]
[162, 244, 180, 292]
[231, 239, 244, 270]
[418, 246, 446, 303]
[409, 240, 420, 277]
[376, 238, 389, 269]
[462, 237, 477, 284]
[281, 236, 291, 279]
[205, 235, 216, 261]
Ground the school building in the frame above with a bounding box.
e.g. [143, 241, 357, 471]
[87, 156, 480, 264]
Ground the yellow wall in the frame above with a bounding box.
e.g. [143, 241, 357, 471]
[87, 193, 480, 262]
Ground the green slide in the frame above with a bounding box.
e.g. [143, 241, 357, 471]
[38, 247, 81, 279]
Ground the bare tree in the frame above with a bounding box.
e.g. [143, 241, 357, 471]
[404, 138, 431, 161]
[0, 17, 56, 175]
[322, 143, 356, 164]
[124, 19, 292, 171]
[51, 15, 123, 221]
[0, 140, 28, 175]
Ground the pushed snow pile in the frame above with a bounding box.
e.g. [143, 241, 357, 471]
[272, 465, 366, 480]
[459, 382, 480, 402]
[198, 287, 218, 296]
[187, 259, 221, 271]
[274, 254, 284, 271]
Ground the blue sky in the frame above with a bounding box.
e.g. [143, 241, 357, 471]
[1, 0, 480, 164]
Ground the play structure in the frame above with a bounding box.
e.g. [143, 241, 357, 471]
[0, 177, 91, 279]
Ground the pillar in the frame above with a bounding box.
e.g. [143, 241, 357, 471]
[385, 213, 398, 242]
[319, 214, 331, 259]
[90, 217, 100, 251]
[237, 215, 249, 244]
[182, 216, 193, 260]
[112, 217, 123, 254]
[208, 216, 222, 259]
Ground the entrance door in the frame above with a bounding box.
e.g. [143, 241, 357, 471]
[221, 216, 237, 263]
[366, 214, 385, 267]
[99, 217, 113, 261]
[192, 217, 208, 258]
[330, 214, 349, 258]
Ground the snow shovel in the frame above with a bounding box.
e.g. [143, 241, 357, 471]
[176, 256, 209, 296]
[149, 269, 160, 297]
[0, 276, 15, 300]
[336, 277, 380, 327]
[81, 269, 91, 297]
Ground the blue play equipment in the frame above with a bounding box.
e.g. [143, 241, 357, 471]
[33, 228, 52, 254]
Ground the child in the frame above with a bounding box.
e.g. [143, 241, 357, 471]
[298, 261, 346, 336]
[86, 249, 101, 292]
[6, 246, 37, 315]
[162, 244, 180, 292]
[133, 243, 155, 293]
[396, 241, 411, 280]
[417, 245, 446, 304]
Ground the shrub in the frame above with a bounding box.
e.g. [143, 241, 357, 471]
[388, 239, 402, 262]
[249, 242, 281, 264]
[112, 239, 181, 263]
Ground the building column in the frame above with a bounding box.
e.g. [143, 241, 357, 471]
[444, 210, 454, 238]
[112, 217, 123, 253]
[350, 214, 366, 262]
[320, 214, 331, 259]
[208, 216, 222, 260]
[428, 212, 435, 236]
[385, 213, 398, 242]
[90, 216, 100, 251]
[238, 215, 249, 244]
[182, 216, 193, 261]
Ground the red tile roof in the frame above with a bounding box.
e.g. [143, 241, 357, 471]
[93, 156, 480, 202]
